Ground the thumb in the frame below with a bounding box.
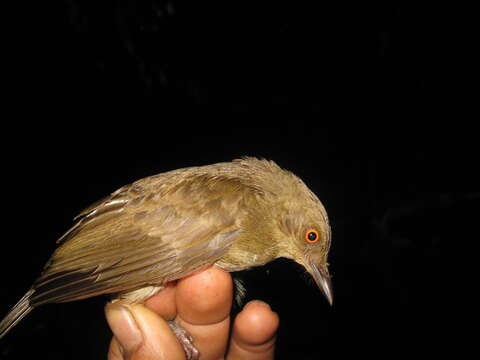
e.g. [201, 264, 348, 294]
[105, 302, 185, 360]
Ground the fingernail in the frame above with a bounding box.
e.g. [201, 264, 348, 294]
[105, 304, 143, 354]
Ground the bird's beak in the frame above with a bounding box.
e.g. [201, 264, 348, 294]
[309, 261, 333, 306]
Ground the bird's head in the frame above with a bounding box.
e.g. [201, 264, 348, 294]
[270, 172, 333, 305]
[214, 158, 333, 305]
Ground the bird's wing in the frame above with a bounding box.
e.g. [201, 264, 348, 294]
[31, 174, 252, 306]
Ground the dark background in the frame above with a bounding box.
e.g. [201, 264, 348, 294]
[1, 1, 476, 359]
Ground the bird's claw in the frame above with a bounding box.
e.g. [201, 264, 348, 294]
[168, 320, 200, 360]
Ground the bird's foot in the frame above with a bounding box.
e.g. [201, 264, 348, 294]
[167, 320, 200, 360]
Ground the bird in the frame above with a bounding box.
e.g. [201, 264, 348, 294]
[0, 157, 333, 356]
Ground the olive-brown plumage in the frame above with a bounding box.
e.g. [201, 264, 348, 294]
[0, 157, 332, 339]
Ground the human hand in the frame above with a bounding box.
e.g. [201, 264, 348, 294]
[105, 266, 279, 359]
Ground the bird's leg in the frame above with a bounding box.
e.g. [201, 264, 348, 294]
[167, 320, 200, 360]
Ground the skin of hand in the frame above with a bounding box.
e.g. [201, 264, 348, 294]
[105, 266, 279, 360]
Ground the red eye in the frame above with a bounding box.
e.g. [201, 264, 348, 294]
[305, 229, 319, 244]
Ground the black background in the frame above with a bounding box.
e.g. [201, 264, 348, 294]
[1, 1, 476, 359]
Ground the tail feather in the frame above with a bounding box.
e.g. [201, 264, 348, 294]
[0, 289, 35, 339]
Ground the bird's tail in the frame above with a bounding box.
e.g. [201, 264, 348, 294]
[0, 289, 35, 339]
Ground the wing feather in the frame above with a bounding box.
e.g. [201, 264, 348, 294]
[32, 174, 252, 306]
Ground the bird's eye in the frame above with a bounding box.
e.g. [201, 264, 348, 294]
[305, 229, 319, 244]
